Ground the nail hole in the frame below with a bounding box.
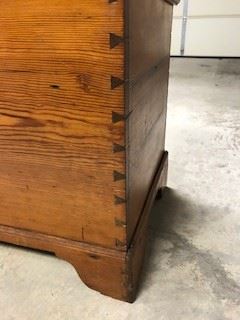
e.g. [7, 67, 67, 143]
[50, 84, 60, 89]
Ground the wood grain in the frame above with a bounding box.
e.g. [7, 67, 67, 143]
[0, 0, 177, 301]
[127, 0, 173, 80]
[0, 0, 126, 249]
[126, 0, 173, 244]
[0, 152, 169, 302]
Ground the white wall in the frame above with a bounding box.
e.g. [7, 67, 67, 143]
[171, 0, 240, 57]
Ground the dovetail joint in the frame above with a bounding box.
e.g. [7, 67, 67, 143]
[111, 76, 124, 90]
[114, 195, 126, 205]
[113, 143, 125, 153]
[110, 33, 124, 49]
[115, 218, 127, 228]
[115, 239, 126, 248]
[113, 170, 126, 181]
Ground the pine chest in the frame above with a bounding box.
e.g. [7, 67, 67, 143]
[0, 0, 179, 302]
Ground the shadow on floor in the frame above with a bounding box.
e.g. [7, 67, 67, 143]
[138, 187, 186, 295]
[137, 187, 240, 303]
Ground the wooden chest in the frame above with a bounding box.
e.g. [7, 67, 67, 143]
[0, 0, 179, 302]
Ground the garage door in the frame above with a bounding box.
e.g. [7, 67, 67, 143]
[171, 0, 240, 57]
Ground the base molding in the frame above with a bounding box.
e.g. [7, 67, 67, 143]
[0, 151, 168, 302]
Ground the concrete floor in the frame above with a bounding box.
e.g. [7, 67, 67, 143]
[1, 58, 240, 319]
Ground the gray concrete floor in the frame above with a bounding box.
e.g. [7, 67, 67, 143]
[1, 58, 240, 319]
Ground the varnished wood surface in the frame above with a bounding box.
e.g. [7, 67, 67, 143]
[0, 0, 126, 249]
[128, 152, 168, 291]
[0, 0, 177, 301]
[126, 0, 173, 244]
[127, 0, 173, 80]
[0, 223, 128, 301]
[0, 151, 169, 302]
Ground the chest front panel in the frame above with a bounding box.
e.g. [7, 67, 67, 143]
[0, 0, 126, 249]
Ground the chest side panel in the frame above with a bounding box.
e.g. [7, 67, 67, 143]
[126, 0, 173, 243]
[0, 0, 126, 249]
